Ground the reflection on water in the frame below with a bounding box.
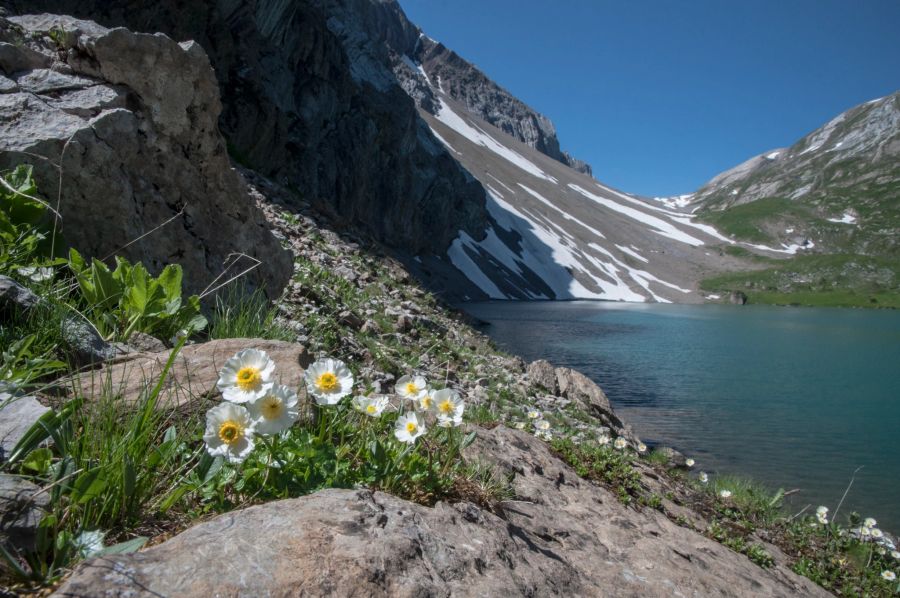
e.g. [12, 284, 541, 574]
[462, 300, 900, 530]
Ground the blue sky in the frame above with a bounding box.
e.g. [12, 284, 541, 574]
[399, 0, 900, 197]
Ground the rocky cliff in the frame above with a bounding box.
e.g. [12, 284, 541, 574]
[4, 0, 489, 257]
[0, 12, 292, 296]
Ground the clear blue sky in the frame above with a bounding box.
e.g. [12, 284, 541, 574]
[399, 0, 900, 197]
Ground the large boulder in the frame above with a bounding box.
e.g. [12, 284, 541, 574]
[53, 427, 827, 597]
[0, 14, 291, 297]
[70, 339, 313, 412]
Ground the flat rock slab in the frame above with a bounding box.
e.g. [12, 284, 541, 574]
[0, 395, 50, 458]
[54, 427, 828, 597]
[69, 339, 312, 409]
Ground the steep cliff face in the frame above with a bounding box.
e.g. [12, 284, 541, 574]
[0, 13, 292, 296]
[6, 0, 488, 256]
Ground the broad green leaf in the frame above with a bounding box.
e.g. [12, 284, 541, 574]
[156, 264, 183, 302]
[21, 447, 53, 474]
[70, 468, 108, 504]
[96, 536, 148, 556]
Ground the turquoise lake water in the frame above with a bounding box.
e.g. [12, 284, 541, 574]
[462, 301, 900, 531]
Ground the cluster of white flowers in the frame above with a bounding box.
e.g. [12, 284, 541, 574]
[205, 349, 301, 463]
[203, 353, 471, 459]
[386, 374, 466, 444]
[511, 409, 552, 440]
[816, 505, 829, 525]
[719, 489, 732, 499]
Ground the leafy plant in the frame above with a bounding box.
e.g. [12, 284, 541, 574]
[68, 248, 207, 341]
[0, 335, 65, 397]
[0, 165, 64, 276]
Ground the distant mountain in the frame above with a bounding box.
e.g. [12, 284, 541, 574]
[692, 92, 900, 257]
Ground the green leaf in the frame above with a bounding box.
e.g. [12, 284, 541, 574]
[461, 431, 477, 449]
[70, 468, 108, 504]
[6, 399, 80, 465]
[156, 264, 183, 303]
[96, 536, 147, 556]
[21, 447, 53, 474]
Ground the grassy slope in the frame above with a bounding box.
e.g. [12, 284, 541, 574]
[701, 253, 900, 308]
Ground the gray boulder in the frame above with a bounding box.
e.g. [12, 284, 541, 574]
[1, 473, 49, 554]
[0, 14, 291, 298]
[0, 275, 41, 311]
[0, 394, 49, 460]
[53, 427, 828, 597]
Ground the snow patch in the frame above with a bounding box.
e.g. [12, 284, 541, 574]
[747, 240, 815, 255]
[433, 99, 557, 182]
[615, 244, 649, 263]
[518, 183, 606, 240]
[827, 213, 856, 224]
[447, 231, 506, 299]
[570, 184, 706, 246]
[428, 127, 459, 154]
[765, 151, 781, 160]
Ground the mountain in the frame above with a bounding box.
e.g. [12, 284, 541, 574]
[692, 92, 900, 257]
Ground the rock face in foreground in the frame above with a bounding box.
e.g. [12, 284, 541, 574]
[54, 427, 827, 597]
[0, 14, 291, 296]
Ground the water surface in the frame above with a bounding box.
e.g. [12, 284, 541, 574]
[463, 301, 900, 530]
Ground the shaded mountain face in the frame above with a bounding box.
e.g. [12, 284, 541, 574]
[6, 0, 488, 256]
[691, 92, 900, 257]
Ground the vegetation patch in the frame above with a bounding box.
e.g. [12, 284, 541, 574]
[701, 253, 900, 308]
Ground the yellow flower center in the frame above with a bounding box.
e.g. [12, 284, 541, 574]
[366, 404, 377, 414]
[218, 420, 244, 445]
[316, 372, 338, 391]
[260, 396, 282, 420]
[420, 396, 432, 409]
[236, 367, 262, 391]
[438, 400, 453, 414]
[405, 421, 418, 434]
[405, 382, 418, 395]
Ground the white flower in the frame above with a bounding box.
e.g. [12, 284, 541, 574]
[597, 435, 610, 446]
[527, 410, 541, 419]
[537, 430, 553, 441]
[882, 571, 896, 581]
[396, 375, 427, 401]
[816, 506, 829, 516]
[416, 388, 437, 412]
[513, 421, 526, 430]
[217, 349, 276, 403]
[685, 458, 695, 467]
[891, 550, 900, 560]
[534, 419, 551, 431]
[699, 472, 709, 484]
[305, 358, 354, 405]
[877, 547, 887, 556]
[247, 384, 299, 435]
[636, 442, 647, 454]
[860, 526, 872, 538]
[613, 437, 627, 450]
[353, 394, 389, 417]
[203, 402, 255, 463]
[394, 411, 426, 444]
[864, 517, 877, 529]
[433, 388, 465, 427]
[17, 266, 54, 282]
[73, 529, 105, 558]
[816, 513, 829, 525]
[719, 490, 732, 499]
[872, 528, 884, 539]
